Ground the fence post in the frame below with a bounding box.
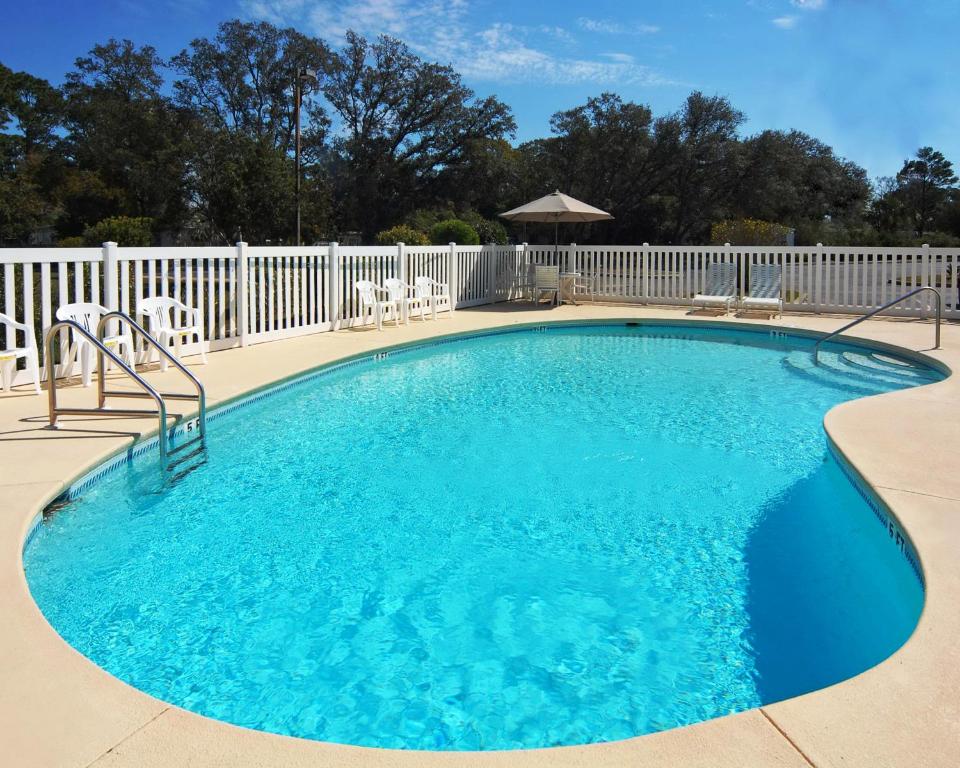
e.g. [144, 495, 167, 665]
[642, 242, 650, 303]
[922, 243, 930, 317]
[449, 242, 458, 309]
[486, 243, 498, 304]
[101, 241, 119, 336]
[329, 242, 341, 330]
[397, 241, 406, 285]
[102, 241, 120, 312]
[568, 243, 576, 276]
[235, 241, 248, 346]
[815, 242, 823, 313]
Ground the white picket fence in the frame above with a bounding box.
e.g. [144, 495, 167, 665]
[1, 241, 957, 386]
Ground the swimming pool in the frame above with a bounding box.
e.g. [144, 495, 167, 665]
[24, 323, 941, 751]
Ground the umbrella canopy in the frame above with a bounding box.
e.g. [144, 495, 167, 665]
[499, 190, 613, 224]
[499, 191, 613, 255]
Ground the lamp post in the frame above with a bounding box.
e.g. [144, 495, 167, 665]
[294, 66, 318, 246]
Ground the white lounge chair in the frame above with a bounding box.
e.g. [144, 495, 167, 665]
[137, 296, 207, 371]
[693, 262, 737, 313]
[532, 265, 560, 306]
[740, 264, 783, 317]
[414, 276, 453, 319]
[384, 278, 425, 324]
[0, 312, 41, 395]
[55, 302, 136, 387]
[355, 280, 398, 330]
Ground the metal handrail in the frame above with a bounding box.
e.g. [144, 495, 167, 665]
[97, 312, 206, 438]
[814, 286, 941, 364]
[45, 320, 171, 459]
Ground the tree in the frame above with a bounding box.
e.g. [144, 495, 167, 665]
[60, 40, 192, 237]
[657, 92, 745, 243]
[538, 93, 670, 243]
[734, 130, 869, 227]
[172, 20, 332, 242]
[0, 64, 63, 243]
[323, 33, 514, 238]
[894, 147, 957, 236]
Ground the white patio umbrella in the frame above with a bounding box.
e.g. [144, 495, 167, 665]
[499, 190, 613, 256]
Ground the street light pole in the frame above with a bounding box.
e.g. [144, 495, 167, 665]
[294, 66, 317, 247]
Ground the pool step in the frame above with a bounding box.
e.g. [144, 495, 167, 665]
[783, 349, 937, 395]
[783, 353, 886, 397]
[839, 351, 939, 382]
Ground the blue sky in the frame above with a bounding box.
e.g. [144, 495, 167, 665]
[3, 0, 958, 179]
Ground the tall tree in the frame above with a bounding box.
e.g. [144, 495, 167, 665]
[0, 63, 63, 243]
[61, 40, 192, 237]
[734, 130, 869, 226]
[323, 33, 514, 238]
[657, 92, 745, 243]
[172, 20, 332, 243]
[894, 146, 957, 236]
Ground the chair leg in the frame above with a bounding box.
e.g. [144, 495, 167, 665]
[28, 350, 41, 394]
[0, 359, 12, 391]
[198, 332, 208, 364]
[60, 341, 77, 380]
[80, 343, 93, 387]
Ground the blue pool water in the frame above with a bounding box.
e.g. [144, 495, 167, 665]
[24, 324, 939, 750]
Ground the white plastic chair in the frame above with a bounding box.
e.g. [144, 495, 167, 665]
[137, 296, 207, 371]
[532, 265, 560, 306]
[693, 262, 737, 314]
[384, 278, 425, 324]
[740, 264, 783, 317]
[0, 312, 41, 395]
[55, 303, 136, 387]
[355, 280, 398, 330]
[414, 276, 453, 319]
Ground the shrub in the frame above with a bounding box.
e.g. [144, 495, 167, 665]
[375, 224, 430, 246]
[711, 218, 791, 246]
[57, 236, 86, 248]
[83, 216, 153, 247]
[429, 219, 479, 245]
[459, 210, 508, 244]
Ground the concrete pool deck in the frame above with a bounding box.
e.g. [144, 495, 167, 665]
[1, 303, 957, 767]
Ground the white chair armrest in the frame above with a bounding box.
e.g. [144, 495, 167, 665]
[4, 318, 34, 334]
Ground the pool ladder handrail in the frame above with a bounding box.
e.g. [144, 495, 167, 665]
[45, 311, 206, 464]
[813, 286, 941, 364]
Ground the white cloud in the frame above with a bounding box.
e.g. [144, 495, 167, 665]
[600, 52, 635, 64]
[577, 17, 660, 35]
[791, 0, 825, 9]
[242, 0, 676, 86]
[772, 15, 799, 28]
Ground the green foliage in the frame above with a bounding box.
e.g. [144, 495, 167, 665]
[82, 216, 153, 246]
[429, 219, 479, 245]
[2, 20, 958, 248]
[57, 236, 85, 247]
[324, 32, 515, 238]
[893, 147, 958, 236]
[459, 210, 508, 244]
[711, 219, 791, 246]
[376, 225, 429, 245]
[404, 208, 505, 244]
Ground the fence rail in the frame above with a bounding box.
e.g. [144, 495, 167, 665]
[1, 241, 957, 386]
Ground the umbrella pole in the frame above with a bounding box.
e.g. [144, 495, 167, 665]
[554, 221, 559, 268]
